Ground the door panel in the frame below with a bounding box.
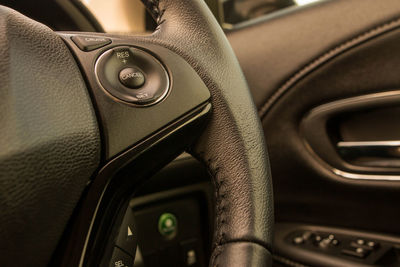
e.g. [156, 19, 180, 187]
[228, 0, 400, 109]
[262, 24, 400, 233]
[228, 0, 400, 265]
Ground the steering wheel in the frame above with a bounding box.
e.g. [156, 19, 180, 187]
[0, 0, 273, 266]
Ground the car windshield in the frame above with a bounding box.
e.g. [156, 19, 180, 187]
[80, 0, 322, 32]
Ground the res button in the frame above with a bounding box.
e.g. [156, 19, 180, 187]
[119, 67, 146, 89]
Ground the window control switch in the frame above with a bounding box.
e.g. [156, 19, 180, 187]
[351, 239, 380, 251]
[341, 247, 370, 259]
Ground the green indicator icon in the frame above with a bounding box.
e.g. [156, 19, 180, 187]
[158, 213, 178, 239]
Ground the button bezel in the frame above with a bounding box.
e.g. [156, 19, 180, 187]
[95, 46, 170, 107]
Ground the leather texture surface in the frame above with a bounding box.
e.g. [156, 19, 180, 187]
[264, 26, 400, 235]
[139, 0, 274, 265]
[0, 6, 100, 266]
[225, 0, 400, 265]
[227, 0, 400, 111]
[212, 242, 272, 267]
[227, 0, 400, 244]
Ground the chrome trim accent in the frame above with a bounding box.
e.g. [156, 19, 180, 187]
[337, 141, 400, 147]
[333, 168, 400, 181]
[301, 90, 400, 179]
[337, 141, 400, 167]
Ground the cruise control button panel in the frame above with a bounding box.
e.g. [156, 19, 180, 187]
[95, 46, 170, 106]
[71, 35, 111, 51]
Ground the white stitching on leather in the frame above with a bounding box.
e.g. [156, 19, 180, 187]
[258, 17, 400, 119]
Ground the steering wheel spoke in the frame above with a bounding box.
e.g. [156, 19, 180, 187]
[0, 1, 273, 266]
[55, 33, 212, 266]
[59, 33, 211, 160]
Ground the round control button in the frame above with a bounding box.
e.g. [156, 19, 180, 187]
[95, 46, 170, 106]
[119, 67, 145, 89]
[158, 213, 178, 240]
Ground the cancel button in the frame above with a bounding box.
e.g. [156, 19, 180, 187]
[119, 67, 145, 89]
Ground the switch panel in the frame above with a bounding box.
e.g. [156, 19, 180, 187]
[286, 229, 398, 265]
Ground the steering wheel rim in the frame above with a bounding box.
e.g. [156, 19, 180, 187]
[0, 1, 273, 266]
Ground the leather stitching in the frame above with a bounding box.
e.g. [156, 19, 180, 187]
[140, 0, 231, 261]
[141, 1, 265, 265]
[204, 154, 227, 266]
[189, 149, 227, 266]
[258, 17, 400, 119]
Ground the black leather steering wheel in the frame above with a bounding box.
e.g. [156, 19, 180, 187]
[0, 0, 273, 266]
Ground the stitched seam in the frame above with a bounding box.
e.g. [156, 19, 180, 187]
[273, 254, 310, 267]
[140, 1, 254, 264]
[258, 17, 400, 119]
[207, 156, 226, 266]
[212, 241, 272, 267]
[189, 149, 227, 267]
[146, 0, 230, 258]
